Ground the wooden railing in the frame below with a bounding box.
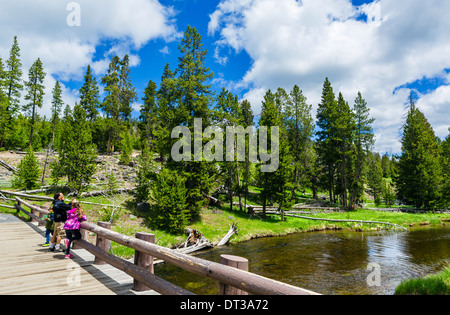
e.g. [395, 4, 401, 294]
[6, 194, 319, 296]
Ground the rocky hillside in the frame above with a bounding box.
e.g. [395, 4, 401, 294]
[0, 150, 138, 189]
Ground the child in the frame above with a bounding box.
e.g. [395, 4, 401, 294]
[63, 201, 86, 259]
[41, 209, 55, 247]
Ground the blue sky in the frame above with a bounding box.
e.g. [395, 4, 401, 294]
[1, 0, 449, 154]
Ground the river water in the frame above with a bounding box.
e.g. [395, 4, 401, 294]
[154, 225, 450, 295]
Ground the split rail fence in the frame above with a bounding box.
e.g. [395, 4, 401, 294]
[1, 190, 318, 296]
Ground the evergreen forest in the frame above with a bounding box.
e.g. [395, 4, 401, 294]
[1, 27, 449, 234]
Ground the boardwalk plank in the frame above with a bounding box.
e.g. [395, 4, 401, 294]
[0, 214, 159, 295]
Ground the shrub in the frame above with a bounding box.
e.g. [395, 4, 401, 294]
[12, 146, 40, 190]
[150, 168, 189, 234]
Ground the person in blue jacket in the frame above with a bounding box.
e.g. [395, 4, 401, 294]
[48, 192, 74, 252]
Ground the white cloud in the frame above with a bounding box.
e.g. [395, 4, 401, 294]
[159, 45, 170, 55]
[0, 0, 180, 118]
[209, 0, 450, 153]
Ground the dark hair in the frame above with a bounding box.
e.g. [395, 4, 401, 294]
[53, 192, 62, 205]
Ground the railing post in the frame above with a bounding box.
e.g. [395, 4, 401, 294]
[39, 206, 48, 227]
[133, 232, 155, 292]
[219, 255, 249, 295]
[31, 204, 40, 225]
[94, 222, 111, 265]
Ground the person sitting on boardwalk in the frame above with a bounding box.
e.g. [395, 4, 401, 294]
[63, 201, 86, 259]
[48, 193, 74, 252]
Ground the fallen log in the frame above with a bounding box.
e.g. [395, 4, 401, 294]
[275, 213, 407, 230]
[203, 193, 222, 206]
[175, 229, 213, 254]
[77, 187, 135, 198]
[175, 242, 214, 255]
[0, 159, 17, 173]
[216, 223, 239, 247]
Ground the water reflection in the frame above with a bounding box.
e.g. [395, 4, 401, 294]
[154, 226, 450, 295]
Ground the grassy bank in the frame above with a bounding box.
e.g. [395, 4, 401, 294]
[2, 192, 450, 259]
[394, 267, 450, 295]
[99, 202, 450, 259]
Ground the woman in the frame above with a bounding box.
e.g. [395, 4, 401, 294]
[48, 193, 74, 252]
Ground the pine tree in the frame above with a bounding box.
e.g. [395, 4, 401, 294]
[334, 92, 356, 208]
[381, 153, 391, 178]
[215, 88, 241, 212]
[101, 56, 121, 154]
[352, 92, 375, 205]
[258, 89, 293, 218]
[23, 58, 46, 148]
[119, 127, 133, 165]
[53, 104, 97, 194]
[238, 99, 254, 209]
[135, 143, 157, 203]
[79, 65, 100, 122]
[0, 57, 9, 148]
[155, 63, 178, 160]
[316, 78, 339, 204]
[383, 179, 396, 207]
[176, 25, 214, 126]
[396, 97, 442, 209]
[118, 55, 137, 122]
[51, 81, 63, 149]
[279, 85, 314, 200]
[441, 129, 450, 208]
[150, 167, 189, 234]
[140, 80, 158, 150]
[5, 36, 23, 115]
[12, 146, 40, 190]
[167, 26, 215, 221]
[366, 152, 384, 207]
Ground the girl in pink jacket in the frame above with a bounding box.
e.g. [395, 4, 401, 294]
[63, 201, 87, 259]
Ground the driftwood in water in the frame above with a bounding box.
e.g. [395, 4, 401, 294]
[217, 223, 239, 247]
[0, 159, 17, 173]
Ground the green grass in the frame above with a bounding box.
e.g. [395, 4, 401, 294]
[2, 188, 450, 260]
[395, 267, 450, 295]
[108, 206, 450, 259]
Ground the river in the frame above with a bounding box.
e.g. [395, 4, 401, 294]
[154, 225, 450, 295]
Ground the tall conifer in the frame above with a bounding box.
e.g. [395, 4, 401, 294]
[79, 65, 100, 122]
[168, 26, 215, 220]
[5, 36, 23, 114]
[53, 104, 97, 194]
[51, 81, 63, 149]
[316, 78, 339, 203]
[23, 58, 46, 148]
[396, 97, 442, 208]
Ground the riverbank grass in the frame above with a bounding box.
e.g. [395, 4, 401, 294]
[111, 206, 450, 259]
[394, 267, 450, 295]
[2, 193, 449, 260]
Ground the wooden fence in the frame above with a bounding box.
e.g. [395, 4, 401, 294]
[6, 194, 318, 296]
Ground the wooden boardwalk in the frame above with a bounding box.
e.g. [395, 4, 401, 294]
[0, 213, 158, 295]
